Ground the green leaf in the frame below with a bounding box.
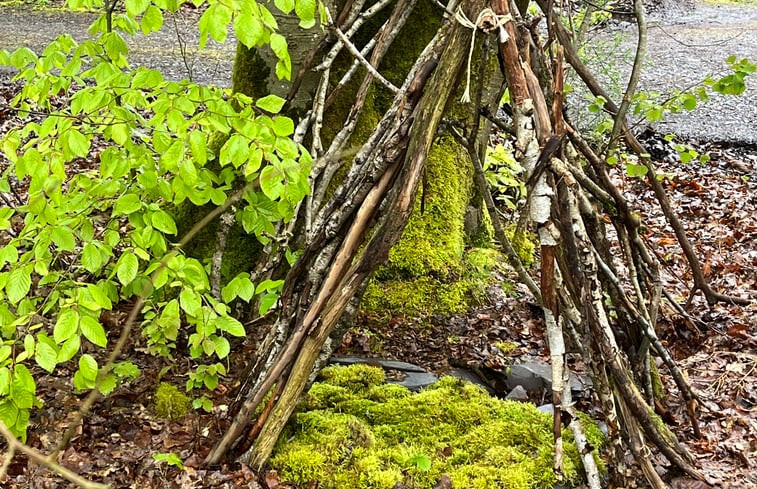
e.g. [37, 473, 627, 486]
[220, 134, 249, 168]
[125, 0, 151, 16]
[179, 288, 202, 317]
[114, 361, 140, 379]
[272, 116, 294, 137]
[131, 68, 163, 89]
[81, 243, 104, 273]
[117, 251, 139, 286]
[151, 210, 178, 235]
[681, 93, 697, 111]
[79, 354, 98, 381]
[645, 106, 664, 122]
[74, 369, 95, 391]
[0, 368, 10, 396]
[295, 0, 316, 28]
[51, 226, 76, 252]
[87, 284, 113, 310]
[0, 244, 18, 266]
[256, 94, 286, 114]
[200, 3, 232, 44]
[234, 10, 266, 48]
[274, 0, 294, 14]
[54, 309, 79, 344]
[259, 292, 278, 315]
[35, 341, 58, 373]
[81, 315, 107, 347]
[188, 130, 207, 165]
[260, 165, 285, 200]
[141, 5, 164, 34]
[6, 267, 31, 304]
[0, 208, 15, 232]
[213, 336, 230, 359]
[215, 316, 245, 337]
[98, 373, 117, 395]
[406, 454, 432, 472]
[0, 345, 11, 363]
[626, 163, 648, 178]
[57, 335, 80, 363]
[64, 129, 90, 158]
[113, 193, 142, 216]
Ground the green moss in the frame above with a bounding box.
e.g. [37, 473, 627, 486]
[154, 382, 190, 422]
[271, 366, 605, 489]
[380, 137, 472, 279]
[318, 364, 386, 392]
[232, 44, 271, 99]
[362, 246, 507, 317]
[171, 203, 261, 286]
[506, 226, 537, 268]
[649, 359, 664, 401]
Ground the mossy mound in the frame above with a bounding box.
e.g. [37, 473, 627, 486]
[154, 382, 190, 422]
[270, 365, 604, 489]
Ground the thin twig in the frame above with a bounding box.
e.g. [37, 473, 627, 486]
[324, 7, 400, 94]
[0, 423, 107, 489]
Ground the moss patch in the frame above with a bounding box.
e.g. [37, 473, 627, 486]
[270, 365, 605, 489]
[154, 382, 190, 422]
[363, 246, 506, 317]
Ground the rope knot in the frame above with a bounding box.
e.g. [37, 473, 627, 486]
[455, 7, 513, 103]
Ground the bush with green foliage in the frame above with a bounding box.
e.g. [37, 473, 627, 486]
[270, 364, 605, 489]
[0, 0, 318, 440]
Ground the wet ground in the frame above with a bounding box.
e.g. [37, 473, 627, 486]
[587, 1, 757, 144]
[0, 3, 235, 86]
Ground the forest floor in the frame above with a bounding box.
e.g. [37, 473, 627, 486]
[0, 1, 755, 488]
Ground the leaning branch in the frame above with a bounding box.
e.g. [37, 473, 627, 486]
[0, 423, 108, 489]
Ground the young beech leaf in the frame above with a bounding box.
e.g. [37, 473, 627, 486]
[215, 316, 245, 337]
[213, 336, 231, 359]
[179, 289, 202, 317]
[57, 335, 80, 363]
[54, 309, 79, 344]
[295, 0, 316, 28]
[151, 210, 178, 235]
[141, 5, 164, 35]
[274, 0, 295, 14]
[113, 193, 142, 216]
[81, 316, 107, 347]
[78, 354, 98, 381]
[51, 226, 76, 252]
[81, 243, 104, 273]
[256, 94, 286, 114]
[125, 0, 151, 17]
[6, 267, 31, 304]
[116, 251, 139, 286]
[35, 341, 58, 373]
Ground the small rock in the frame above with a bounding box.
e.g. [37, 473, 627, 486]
[445, 369, 494, 393]
[506, 362, 592, 393]
[392, 371, 438, 391]
[505, 385, 529, 401]
[537, 403, 554, 414]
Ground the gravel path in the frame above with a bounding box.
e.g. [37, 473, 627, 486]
[605, 1, 757, 144]
[0, 2, 755, 142]
[0, 5, 236, 86]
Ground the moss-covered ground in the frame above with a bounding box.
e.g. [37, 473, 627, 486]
[270, 364, 604, 489]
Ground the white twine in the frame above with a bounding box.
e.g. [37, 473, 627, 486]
[455, 7, 512, 103]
